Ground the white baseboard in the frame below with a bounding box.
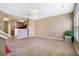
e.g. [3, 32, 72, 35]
[35, 35, 64, 40]
[15, 35, 35, 39]
[15, 35, 63, 40]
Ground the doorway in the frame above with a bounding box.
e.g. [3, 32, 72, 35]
[3, 21, 9, 34]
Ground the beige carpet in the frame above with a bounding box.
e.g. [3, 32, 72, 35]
[74, 41, 79, 54]
[7, 36, 78, 56]
[76, 42, 79, 52]
[0, 37, 5, 55]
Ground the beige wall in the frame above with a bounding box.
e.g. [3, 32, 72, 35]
[29, 19, 35, 37]
[0, 11, 73, 39]
[0, 20, 3, 31]
[0, 11, 17, 35]
[35, 13, 72, 38]
[0, 11, 4, 31]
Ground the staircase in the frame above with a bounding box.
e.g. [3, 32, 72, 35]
[0, 30, 11, 39]
[0, 30, 11, 55]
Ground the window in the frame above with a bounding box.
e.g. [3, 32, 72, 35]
[74, 11, 79, 41]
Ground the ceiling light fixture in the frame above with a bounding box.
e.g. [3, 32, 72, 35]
[3, 17, 10, 21]
[32, 9, 38, 14]
[61, 6, 64, 8]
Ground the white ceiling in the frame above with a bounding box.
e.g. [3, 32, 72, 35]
[0, 3, 75, 20]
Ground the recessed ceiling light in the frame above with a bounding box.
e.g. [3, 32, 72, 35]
[3, 17, 10, 21]
[17, 20, 24, 22]
[32, 9, 38, 14]
[61, 6, 64, 8]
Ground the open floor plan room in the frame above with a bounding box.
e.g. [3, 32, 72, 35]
[0, 3, 79, 56]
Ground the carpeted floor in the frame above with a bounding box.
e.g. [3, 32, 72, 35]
[0, 37, 5, 55]
[74, 41, 79, 54]
[7, 36, 78, 56]
[76, 42, 79, 52]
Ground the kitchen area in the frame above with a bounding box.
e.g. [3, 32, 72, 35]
[2, 17, 29, 39]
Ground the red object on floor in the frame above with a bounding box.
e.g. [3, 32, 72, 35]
[5, 45, 11, 54]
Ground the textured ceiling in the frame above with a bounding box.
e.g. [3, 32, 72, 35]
[0, 3, 75, 20]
